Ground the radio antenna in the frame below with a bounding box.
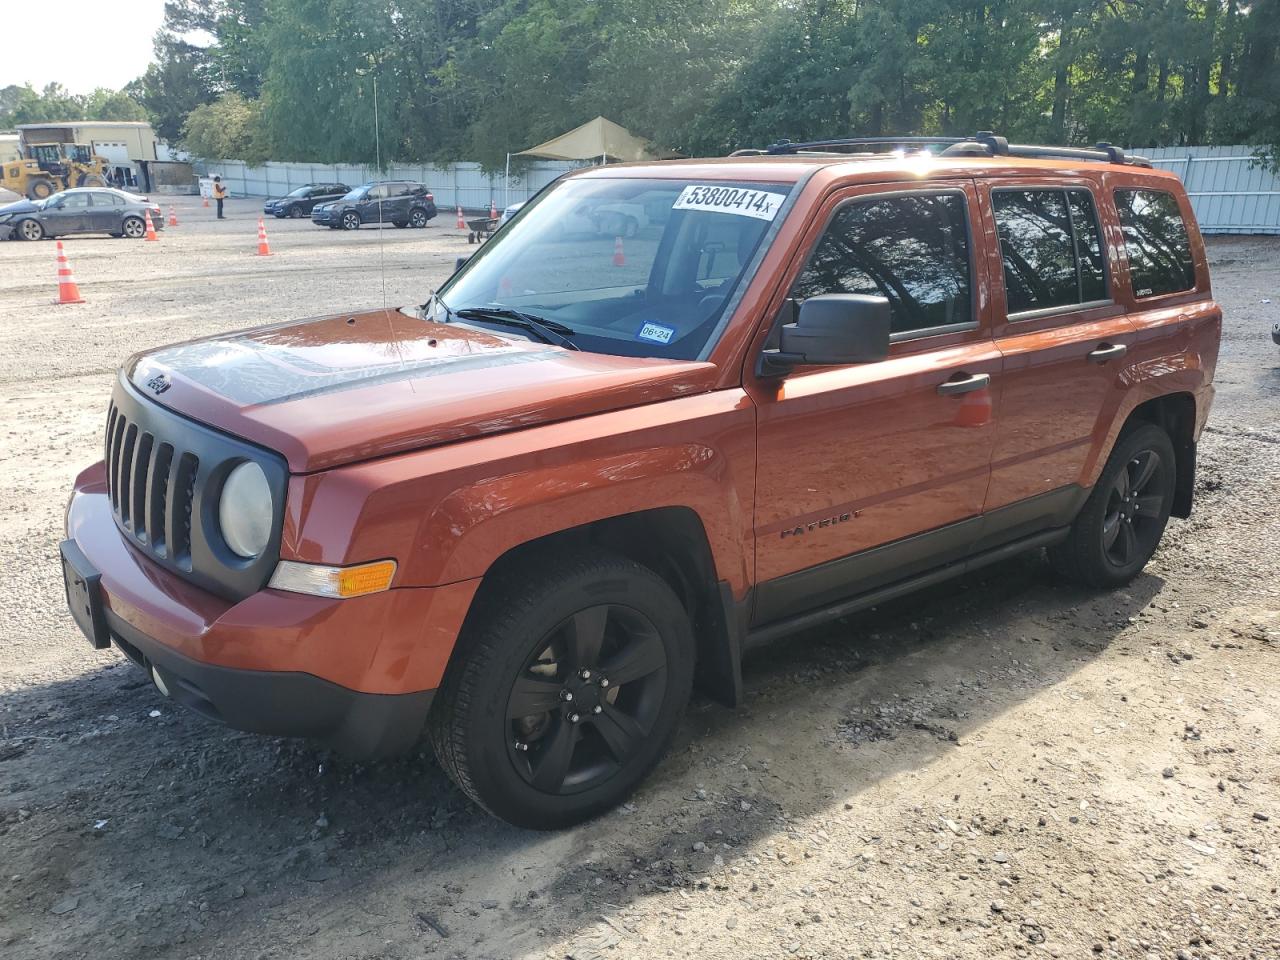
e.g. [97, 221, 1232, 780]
[374, 76, 387, 312]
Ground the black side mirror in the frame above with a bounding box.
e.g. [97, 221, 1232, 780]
[760, 294, 891, 376]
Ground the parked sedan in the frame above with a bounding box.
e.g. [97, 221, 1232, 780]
[0, 188, 163, 241]
[311, 181, 437, 230]
[263, 182, 349, 219]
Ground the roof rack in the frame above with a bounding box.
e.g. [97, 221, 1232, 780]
[755, 131, 1151, 167]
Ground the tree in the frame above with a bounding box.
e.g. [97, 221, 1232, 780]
[182, 92, 270, 161]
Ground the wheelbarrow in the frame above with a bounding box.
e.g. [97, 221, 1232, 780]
[466, 215, 500, 244]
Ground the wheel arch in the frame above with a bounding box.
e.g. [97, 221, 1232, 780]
[465, 507, 746, 708]
[1121, 392, 1198, 519]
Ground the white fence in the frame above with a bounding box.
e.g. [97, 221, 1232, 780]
[1139, 145, 1280, 235]
[191, 159, 585, 212]
[194, 146, 1280, 233]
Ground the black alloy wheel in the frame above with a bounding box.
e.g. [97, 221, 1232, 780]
[506, 603, 668, 795]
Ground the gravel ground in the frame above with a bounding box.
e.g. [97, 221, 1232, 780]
[1, 195, 1278, 960]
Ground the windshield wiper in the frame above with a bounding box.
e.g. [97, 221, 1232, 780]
[453, 307, 580, 351]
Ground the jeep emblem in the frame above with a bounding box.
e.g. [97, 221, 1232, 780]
[145, 373, 172, 395]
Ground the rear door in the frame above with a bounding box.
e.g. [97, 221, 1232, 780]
[747, 181, 1001, 625]
[979, 179, 1136, 530]
[87, 190, 121, 232]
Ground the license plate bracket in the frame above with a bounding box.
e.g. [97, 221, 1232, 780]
[60, 539, 110, 650]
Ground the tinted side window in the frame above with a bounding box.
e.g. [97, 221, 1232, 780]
[792, 192, 972, 335]
[366, 184, 388, 200]
[1070, 190, 1107, 302]
[994, 188, 1111, 315]
[1114, 189, 1196, 298]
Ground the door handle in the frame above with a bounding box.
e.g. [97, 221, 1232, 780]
[937, 373, 991, 396]
[1088, 343, 1127, 364]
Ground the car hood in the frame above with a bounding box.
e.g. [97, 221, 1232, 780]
[0, 199, 39, 217]
[125, 308, 718, 473]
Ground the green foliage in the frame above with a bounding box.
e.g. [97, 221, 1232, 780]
[182, 93, 271, 163]
[108, 0, 1280, 166]
[0, 83, 149, 128]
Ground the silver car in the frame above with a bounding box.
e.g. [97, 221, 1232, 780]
[0, 188, 165, 241]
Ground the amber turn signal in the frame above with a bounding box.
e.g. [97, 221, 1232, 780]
[268, 559, 397, 598]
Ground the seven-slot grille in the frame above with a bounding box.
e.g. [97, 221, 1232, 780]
[105, 401, 198, 568]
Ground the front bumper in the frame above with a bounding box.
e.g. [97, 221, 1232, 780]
[64, 461, 480, 757]
[311, 208, 341, 225]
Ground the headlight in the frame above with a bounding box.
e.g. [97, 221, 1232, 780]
[218, 461, 272, 558]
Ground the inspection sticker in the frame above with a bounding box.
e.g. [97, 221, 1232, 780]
[673, 185, 785, 221]
[637, 321, 676, 344]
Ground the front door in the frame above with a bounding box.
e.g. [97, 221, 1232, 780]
[43, 191, 93, 235]
[748, 182, 1000, 626]
[978, 180, 1137, 520]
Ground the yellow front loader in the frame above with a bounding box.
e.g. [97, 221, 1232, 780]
[0, 141, 109, 200]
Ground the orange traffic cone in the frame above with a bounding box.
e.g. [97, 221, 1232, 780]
[168, 205, 179, 227]
[143, 209, 159, 241]
[53, 241, 85, 305]
[489, 199, 498, 220]
[612, 236, 626, 267]
[202, 195, 210, 208]
[456, 205, 465, 229]
[256, 217, 272, 256]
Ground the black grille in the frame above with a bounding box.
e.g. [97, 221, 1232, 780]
[103, 375, 288, 601]
[105, 403, 199, 570]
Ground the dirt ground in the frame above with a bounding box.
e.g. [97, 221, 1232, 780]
[1, 194, 1278, 960]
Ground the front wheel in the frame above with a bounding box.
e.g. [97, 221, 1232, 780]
[17, 219, 44, 241]
[288, 204, 304, 219]
[27, 179, 55, 201]
[428, 550, 694, 829]
[341, 211, 361, 230]
[1049, 422, 1176, 587]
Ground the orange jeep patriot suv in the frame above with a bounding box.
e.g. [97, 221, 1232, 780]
[61, 134, 1220, 828]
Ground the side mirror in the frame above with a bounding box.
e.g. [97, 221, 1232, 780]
[760, 294, 891, 375]
[454, 254, 471, 272]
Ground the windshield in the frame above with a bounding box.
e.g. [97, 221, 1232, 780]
[435, 177, 791, 360]
[341, 185, 369, 200]
[286, 185, 313, 198]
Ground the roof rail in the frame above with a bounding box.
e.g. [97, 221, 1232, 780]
[756, 131, 1151, 167]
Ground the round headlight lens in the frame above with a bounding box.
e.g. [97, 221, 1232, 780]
[219, 461, 272, 558]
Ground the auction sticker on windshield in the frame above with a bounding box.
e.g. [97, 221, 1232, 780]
[673, 185, 785, 221]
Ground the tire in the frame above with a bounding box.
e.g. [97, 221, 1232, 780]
[341, 211, 361, 231]
[289, 204, 304, 219]
[392, 220, 408, 229]
[409, 208, 428, 229]
[27, 180, 54, 201]
[79, 175, 106, 188]
[1049, 422, 1177, 588]
[17, 219, 44, 241]
[121, 216, 146, 239]
[427, 549, 695, 830]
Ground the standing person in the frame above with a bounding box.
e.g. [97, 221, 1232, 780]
[212, 176, 228, 219]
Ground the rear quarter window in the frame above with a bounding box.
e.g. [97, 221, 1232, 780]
[1114, 188, 1196, 298]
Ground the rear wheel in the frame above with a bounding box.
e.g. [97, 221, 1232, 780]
[428, 550, 694, 829]
[341, 211, 361, 230]
[121, 216, 146, 239]
[26, 179, 54, 201]
[409, 208, 429, 228]
[79, 174, 106, 188]
[17, 219, 44, 241]
[1049, 423, 1176, 587]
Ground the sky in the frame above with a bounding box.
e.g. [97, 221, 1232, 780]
[3, 0, 167, 94]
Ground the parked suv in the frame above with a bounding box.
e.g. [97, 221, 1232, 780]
[61, 134, 1220, 829]
[263, 183, 350, 219]
[310, 180, 437, 230]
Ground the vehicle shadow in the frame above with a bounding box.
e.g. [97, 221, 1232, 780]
[0, 554, 1164, 959]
